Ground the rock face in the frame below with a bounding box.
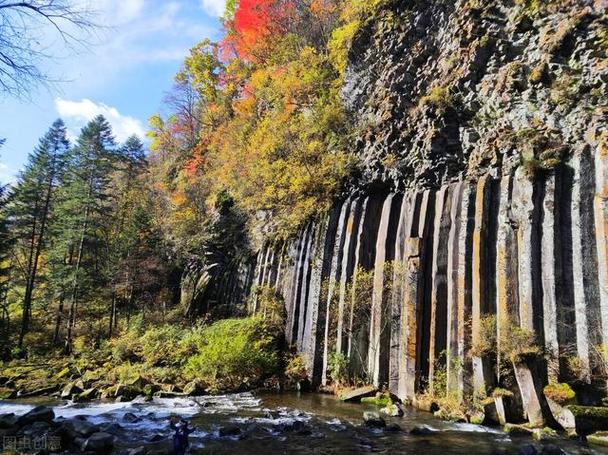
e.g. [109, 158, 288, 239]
[224, 0, 608, 430]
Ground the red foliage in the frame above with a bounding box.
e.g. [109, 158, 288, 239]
[225, 0, 294, 60]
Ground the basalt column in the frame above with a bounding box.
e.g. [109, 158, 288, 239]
[471, 176, 496, 393]
[511, 168, 547, 427]
[347, 194, 384, 378]
[495, 175, 519, 377]
[595, 139, 608, 348]
[369, 193, 402, 387]
[336, 198, 363, 354]
[571, 151, 601, 383]
[389, 192, 417, 395]
[428, 185, 453, 392]
[297, 223, 317, 350]
[322, 200, 351, 385]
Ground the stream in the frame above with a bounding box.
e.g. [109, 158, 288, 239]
[1, 392, 607, 454]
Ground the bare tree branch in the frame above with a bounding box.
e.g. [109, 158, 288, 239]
[0, 0, 98, 98]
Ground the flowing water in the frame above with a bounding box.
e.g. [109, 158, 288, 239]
[1, 392, 607, 454]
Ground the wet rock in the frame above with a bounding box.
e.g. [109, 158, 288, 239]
[100, 422, 123, 435]
[115, 384, 141, 401]
[62, 419, 101, 438]
[363, 411, 385, 428]
[76, 387, 98, 401]
[0, 413, 17, 429]
[83, 432, 114, 453]
[539, 445, 566, 454]
[338, 385, 377, 402]
[219, 425, 242, 437]
[16, 406, 54, 427]
[153, 390, 184, 398]
[127, 447, 147, 455]
[149, 433, 166, 442]
[504, 424, 534, 436]
[183, 380, 204, 396]
[410, 425, 436, 436]
[18, 420, 52, 437]
[61, 382, 83, 399]
[380, 404, 404, 417]
[123, 412, 141, 423]
[519, 444, 538, 455]
[385, 423, 402, 432]
[563, 405, 608, 436]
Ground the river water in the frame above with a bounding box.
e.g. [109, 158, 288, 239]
[1, 392, 606, 454]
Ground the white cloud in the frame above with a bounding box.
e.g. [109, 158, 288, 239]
[201, 0, 225, 17]
[55, 98, 146, 143]
[93, 0, 146, 24]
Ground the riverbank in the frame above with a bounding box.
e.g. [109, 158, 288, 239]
[2, 392, 606, 454]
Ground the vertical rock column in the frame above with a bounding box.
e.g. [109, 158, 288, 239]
[389, 193, 414, 395]
[495, 175, 518, 378]
[297, 223, 316, 350]
[402, 237, 423, 401]
[455, 185, 474, 402]
[429, 185, 452, 393]
[571, 151, 600, 383]
[322, 200, 351, 385]
[512, 167, 547, 428]
[595, 138, 608, 348]
[286, 226, 309, 345]
[336, 199, 363, 354]
[541, 173, 561, 382]
[303, 216, 329, 383]
[369, 194, 396, 386]
[446, 183, 463, 396]
[471, 176, 494, 393]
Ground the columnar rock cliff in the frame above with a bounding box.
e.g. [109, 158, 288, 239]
[224, 0, 608, 426]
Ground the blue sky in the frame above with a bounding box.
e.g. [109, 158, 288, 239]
[0, 0, 226, 182]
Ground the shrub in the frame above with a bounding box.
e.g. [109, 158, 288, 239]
[110, 329, 143, 363]
[285, 354, 308, 383]
[184, 316, 280, 391]
[470, 315, 497, 358]
[139, 324, 185, 367]
[328, 351, 349, 386]
[418, 86, 452, 114]
[492, 387, 514, 399]
[543, 383, 576, 405]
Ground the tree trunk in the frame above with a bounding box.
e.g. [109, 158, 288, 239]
[64, 170, 93, 354]
[19, 173, 55, 347]
[53, 294, 65, 344]
[108, 292, 116, 338]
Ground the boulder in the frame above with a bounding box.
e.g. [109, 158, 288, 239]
[219, 425, 242, 437]
[338, 385, 377, 402]
[0, 413, 17, 429]
[504, 423, 534, 436]
[385, 423, 402, 432]
[588, 431, 608, 447]
[127, 447, 147, 455]
[563, 405, 608, 436]
[380, 404, 403, 417]
[363, 411, 385, 428]
[123, 412, 141, 423]
[115, 384, 140, 401]
[183, 380, 204, 396]
[149, 433, 165, 442]
[410, 425, 436, 436]
[82, 432, 114, 453]
[62, 419, 101, 438]
[76, 387, 98, 401]
[61, 382, 83, 399]
[19, 420, 52, 437]
[16, 406, 54, 427]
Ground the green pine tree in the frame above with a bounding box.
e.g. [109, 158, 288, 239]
[47, 115, 117, 353]
[7, 120, 69, 349]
